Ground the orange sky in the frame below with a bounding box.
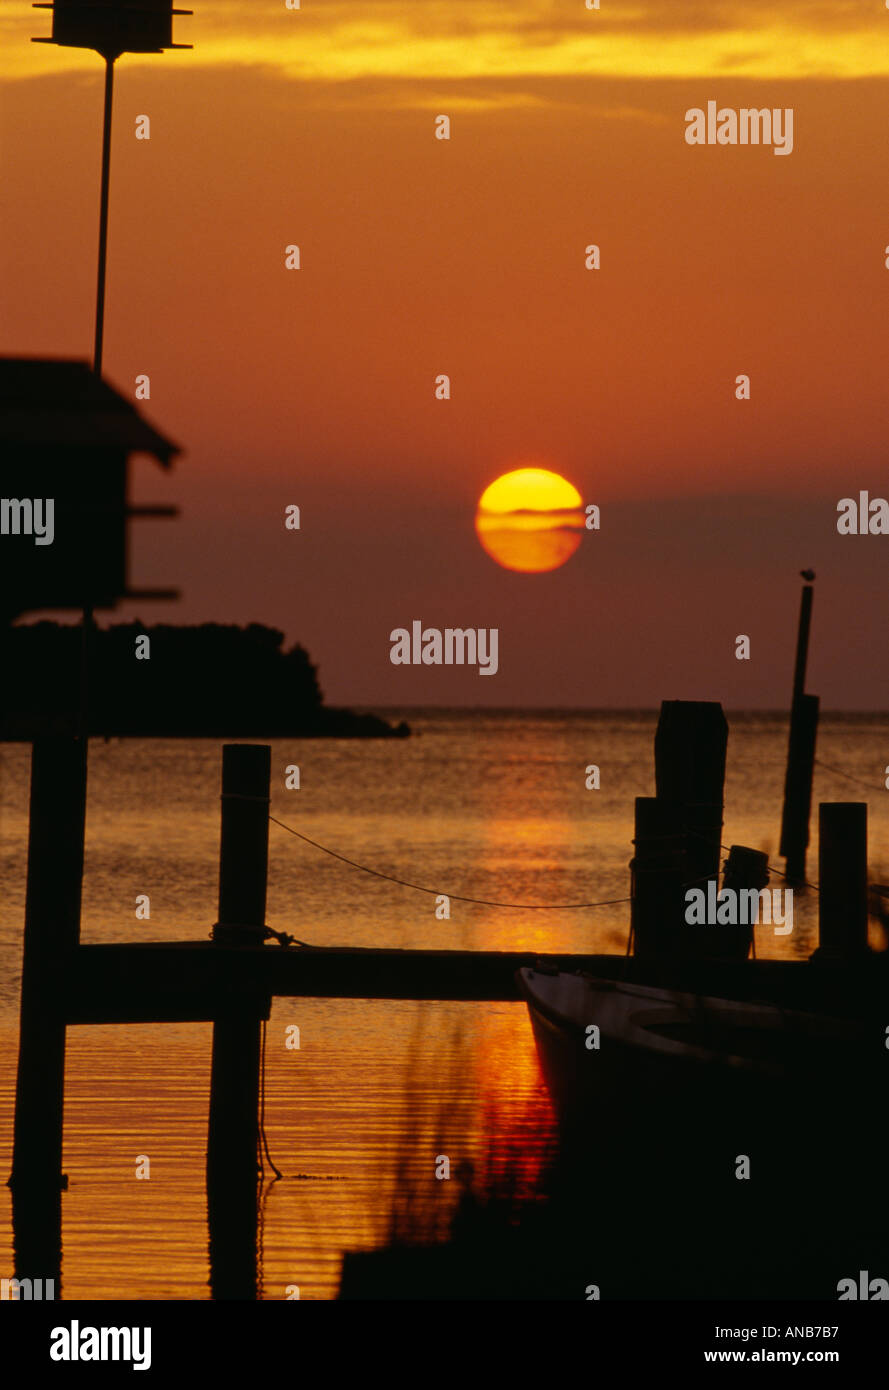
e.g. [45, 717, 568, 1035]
[3, 2, 889, 706]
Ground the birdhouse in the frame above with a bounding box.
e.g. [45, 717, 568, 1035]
[0, 357, 180, 621]
[32, 0, 192, 58]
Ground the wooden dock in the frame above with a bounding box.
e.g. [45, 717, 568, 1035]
[58, 941, 889, 1023]
[7, 713, 886, 1298]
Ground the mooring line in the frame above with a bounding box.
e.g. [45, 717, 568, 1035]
[813, 756, 883, 795]
[715, 842, 819, 893]
[269, 816, 822, 907]
[268, 815, 633, 911]
[258, 1018, 283, 1182]
[685, 827, 821, 893]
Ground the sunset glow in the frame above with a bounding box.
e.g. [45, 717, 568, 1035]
[3, 0, 889, 708]
[8, 3, 889, 85]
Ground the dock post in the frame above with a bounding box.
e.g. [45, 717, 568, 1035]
[9, 735, 87, 1282]
[10, 736, 86, 1189]
[716, 844, 769, 961]
[653, 700, 728, 951]
[780, 581, 819, 884]
[630, 796, 685, 959]
[206, 743, 272, 1299]
[815, 803, 868, 959]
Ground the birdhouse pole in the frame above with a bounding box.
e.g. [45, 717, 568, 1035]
[31, 1, 193, 374]
[93, 55, 115, 374]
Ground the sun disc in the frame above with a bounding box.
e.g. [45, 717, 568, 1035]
[475, 467, 585, 573]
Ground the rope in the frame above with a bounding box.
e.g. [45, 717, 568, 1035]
[683, 828, 821, 894]
[711, 843, 819, 892]
[269, 815, 819, 908]
[258, 1018, 283, 1181]
[716, 842, 819, 893]
[208, 923, 306, 947]
[269, 815, 632, 911]
[814, 757, 883, 795]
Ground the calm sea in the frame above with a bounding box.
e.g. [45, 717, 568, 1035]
[1, 709, 887, 1298]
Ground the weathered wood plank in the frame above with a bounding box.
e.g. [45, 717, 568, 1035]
[60, 941, 889, 1021]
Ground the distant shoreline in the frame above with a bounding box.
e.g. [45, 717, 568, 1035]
[0, 712, 410, 740]
[0, 620, 410, 740]
[340, 706, 889, 719]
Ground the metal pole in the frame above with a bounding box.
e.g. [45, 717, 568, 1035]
[93, 56, 115, 375]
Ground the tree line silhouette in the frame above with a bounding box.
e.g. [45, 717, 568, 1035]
[0, 621, 409, 738]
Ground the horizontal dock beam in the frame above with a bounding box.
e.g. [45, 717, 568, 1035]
[54, 941, 889, 1024]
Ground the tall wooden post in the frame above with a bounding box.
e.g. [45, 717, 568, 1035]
[10, 736, 86, 1191]
[206, 743, 271, 1300]
[780, 582, 818, 884]
[654, 701, 728, 956]
[9, 735, 87, 1283]
[790, 582, 813, 708]
[655, 701, 727, 887]
[816, 803, 868, 959]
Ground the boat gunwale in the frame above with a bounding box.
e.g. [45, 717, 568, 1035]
[517, 967, 865, 1078]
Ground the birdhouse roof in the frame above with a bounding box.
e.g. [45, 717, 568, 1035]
[0, 357, 179, 466]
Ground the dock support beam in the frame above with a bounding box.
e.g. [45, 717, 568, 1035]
[206, 744, 272, 1299]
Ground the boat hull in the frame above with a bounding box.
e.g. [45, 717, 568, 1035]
[518, 966, 874, 1143]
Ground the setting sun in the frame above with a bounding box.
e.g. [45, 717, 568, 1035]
[475, 468, 585, 573]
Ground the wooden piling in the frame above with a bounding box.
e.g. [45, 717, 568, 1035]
[717, 844, 769, 962]
[780, 693, 819, 884]
[9, 736, 87, 1197]
[651, 700, 728, 958]
[631, 796, 685, 959]
[790, 582, 813, 707]
[654, 700, 728, 893]
[816, 803, 868, 959]
[206, 744, 272, 1299]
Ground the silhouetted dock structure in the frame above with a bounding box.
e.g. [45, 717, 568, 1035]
[7, 701, 887, 1297]
[0, 356, 179, 623]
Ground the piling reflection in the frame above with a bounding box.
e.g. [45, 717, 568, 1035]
[10, 1182, 62, 1298]
[207, 1182, 259, 1301]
